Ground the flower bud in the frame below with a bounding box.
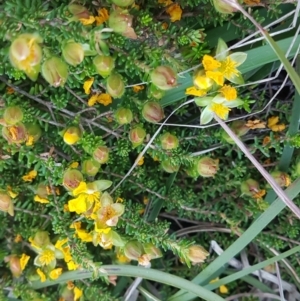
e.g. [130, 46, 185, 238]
[142, 102, 164, 123]
[3, 106, 23, 125]
[124, 240, 144, 261]
[161, 160, 180, 173]
[270, 171, 291, 187]
[144, 243, 162, 260]
[150, 66, 177, 90]
[222, 120, 249, 144]
[61, 285, 75, 301]
[240, 179, 260, 196]
[25, 123, 42, 143]
[0, 191, 14, 216]
[112, 0, 135, 7]
[68, 4, 90, 20]
[42, 57, 68, 87]
[213, 0, 237, 14]
[106, 72, 125, 98]
[63, 169, 84, 191]
[115, 108, 133, 125]
[108, 8, 137, 39]
[129, 126, 146, 147]
[62, 42, 84, 66]
[93, 55, 115, 78]
[148, 84, 165, 100]
[187, 245, 209, 264]
[2, 123, 27, 144]
[197, 157, 219, 177]
[82, 159, 100, 176]
[36, 183, 48, 199]
[7, 255, 22, 277]
[193, 69, 213, 90]
[93, 146, 109, 164]
[9, 33, 42, 81]
[32, 231, 50, 248]
[160, 132, 179, 150]
[63, 126, 82, 145]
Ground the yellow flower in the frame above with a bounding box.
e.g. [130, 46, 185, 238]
[14, 234, 22, 243]
[202, 55, 221, 71]
[97, 93, 112, 106]
[87, 94, 98, 106]
[76, 229, 93, 242]
[36, 268, 46, 282]
[55, 238, 68, 250]
[267, 116, 286, 132]
[74, 287, 83, 301]
[7, 186, 18, 198]
[34, 195, 49, 204]
[220, 285, 228, 294]
[210, 103, 231, 119]
[206, 71, 224, 86]
[95, 8, 109, 26]
[219, 85, 237, 101]
[132, 85, 144, 93]
[83, 78, 94, 94]
[166, 3, 182, 22]
[270, 124, 286, 132]
[185, 86, 207, 97]
[79, 15, 95, 25]
[137, 156, 144, 166]
[37, 248, 56, 266]
[70, 162, 79, 169]
[49, 268, 62, 280]
[22, 170, 37, 182]
[26, 135, 34, 146]
[219, 56, 240, 80]
[67, 260, 79, 271]
[20, 254, 30, 270]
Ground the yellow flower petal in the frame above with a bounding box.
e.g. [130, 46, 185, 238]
[36, 268, 46, 282]
[185, 86, 207, 97]
[206, 71, 224, 86]
[73, 182, 87, 196]
[97, 93, 112, 106]
[136, 156, 144, 166]
[22, 170, 37, 182]
[219, 85, 237, 101]
[95, 8, 109, 26]
[67, 260, 78, 271]
[68, 195, 87, 214]
[87, 94, 98, 106]
[34, 195, 49, 204]
[79, 16, 95, 25]
[220, 285, 229, 294]
[49, 268, 62, 280]
[202, 55, 221, 71]
[210, 103, 230, 119]
[166, 3, 182, 22]
[20, 254, 30, 271]
[132, 85, 144, 93]
[267, 116, 279, 128]
[74, 287, 83, 301]
[70, 162, 79, 168]
[83, 78, 94, 94]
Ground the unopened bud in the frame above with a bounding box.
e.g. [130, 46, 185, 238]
[42, 57, 68, 87]
[82, 159, 100, 176]
[187, 245, 209, 264]
[129, 126, 146, 147]
[161, 160, 180, 173]
[112, 0, 135, 7]
[108, 8, 137, 39]
[240, 179, 260, 196]
[160, 132, 179, 150]
[142, 102, 164, 123]
[213, 0, 238, 14]
[3, 106, 23, 125]
[25, 123, 42, 143]
[63, 126, 82, 145]
[124, 240, 144, 261]
[0, 191, 14, 216]
[144, 243, 162, 260]
[32, 231, 50, 248]
[193, 69, 213, 90]
[93, 146, 109, 164]
[68, 4, 90, 20]
[93, 55, 115, 78]
[61, 285, 75, 301]
[7, 255, 22, 277]
[115, 108, 133, 125]
[197, 157, 219, 177]
[106, 72, 125, 98]
[2, 123, 27, 144]
[270, 171, 291, 187]
[150, 66, 177, 90]
[36, 183, 48, 199]
[222, 120, 249, 144]
[62, 42, 84, 66]
[63, 169, 84, 191]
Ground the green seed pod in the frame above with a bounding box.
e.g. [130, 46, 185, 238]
[124, 240, 144, 261]
[270, 171, 291, 187]
[63, 169, 84, 191]
[197, 157, 219, 177]
[68, 4, 90, 20]
[0, 191, 14, 216]
[93, 146, 109, 164]
[32, 231, 51, 248]
[2, 123, 27, 144]
[144, 243, 162, 260]
[187, 245, 209, 264]
[7, 255, 22, 278]
[129, 126, 146, 147]
[93, 55, 115, 78]
[42, 57, 68, 87]
[82, 159, 100, 176]
[3, 106, 24, 125]
[25, 123, 42, 143]
[106, 72, 125, 98]
[112, 0, 135, 7]
[240, 179, 260, 196]
[160, 132, 179, 150]
[115, 108, 133, 125]
[222, 120, 249, 144]
[161, 160, 180, 173]
[142, 102, 164, 123]
[212, 0, 237, 14]
[150, 66, 177, 90]
[62, 42, 84, 66]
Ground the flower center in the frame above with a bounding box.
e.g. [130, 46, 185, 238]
[40, 249, 55, 266]
[220, 57, 239, 78]
[210, 103, 230, 120]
